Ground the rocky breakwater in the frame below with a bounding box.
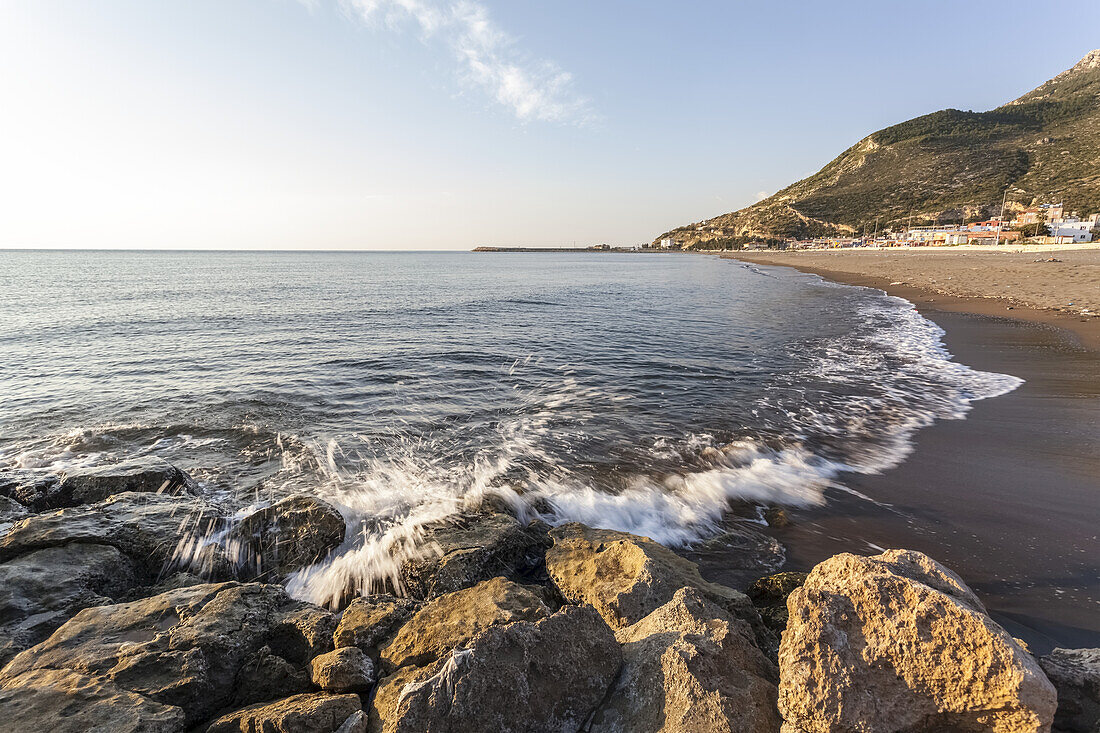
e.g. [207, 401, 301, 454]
[1, 458, 1098, 732]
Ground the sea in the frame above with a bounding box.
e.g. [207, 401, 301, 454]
[0, 250, 1021, 607]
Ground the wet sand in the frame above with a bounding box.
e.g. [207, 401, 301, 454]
[723, 251, 1100, 654]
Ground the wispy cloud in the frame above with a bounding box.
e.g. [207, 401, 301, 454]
[336, 0, 593, 124]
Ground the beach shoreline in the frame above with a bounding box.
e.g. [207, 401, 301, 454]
[721, 249, 1100, 653]
[720, 248, 1100, 351]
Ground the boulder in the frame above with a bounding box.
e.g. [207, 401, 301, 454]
[1039, 647, 1100, 732]
[0, 495, 27, 532]
[333, 594, 419, 655]
[227, 495, 346, 581]
[0, 668, 186, 733]
[0, 541, 137, 665]
[545, 522, 758, 630]
[384, 605, 621, 733]
[748, 571, 808, 636]
[589, 587, 781, 732]
[379, 576, 549, 671]
[309, 647, 375, 693]
[778, 550, 1057, 733]
[0, 491, 222, 576]
[677, 523, 787, 590]
[0, 582, 336, 726]
[399, 513, 551, 599]
[368, 663, 437, 733]
[0, 470, 60, 512]
[205, 692, 365, 733]
[50, 457, 199, 509]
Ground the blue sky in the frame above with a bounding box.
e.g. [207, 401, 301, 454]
[2, 0, 1098, 249]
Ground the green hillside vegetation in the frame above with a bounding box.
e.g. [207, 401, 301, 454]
[656, 50, 1100, 248]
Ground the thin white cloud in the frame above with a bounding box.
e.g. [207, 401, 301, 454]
[337, 0, 593, 124]
[755, 190, 769, 202]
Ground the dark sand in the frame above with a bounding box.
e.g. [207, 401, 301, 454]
[722, 252, 1100, 654]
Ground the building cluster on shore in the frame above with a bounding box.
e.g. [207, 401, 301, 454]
[773, 204, 1100, 251]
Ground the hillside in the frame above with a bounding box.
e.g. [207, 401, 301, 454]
[656, 50, 1100, 248]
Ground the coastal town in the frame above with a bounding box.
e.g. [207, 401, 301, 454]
[655, 202, 1100, 251]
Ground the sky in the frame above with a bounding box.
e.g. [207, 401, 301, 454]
[1, 1, 1098, 250]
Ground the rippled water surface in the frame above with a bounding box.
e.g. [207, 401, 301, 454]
[0, 250, 1020, 604]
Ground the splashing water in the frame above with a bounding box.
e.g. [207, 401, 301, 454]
[0, 251, 1021, 609]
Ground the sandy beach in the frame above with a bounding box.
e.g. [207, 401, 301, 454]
[723, 248, 1100, 350]
[721, 248, 1100, 653]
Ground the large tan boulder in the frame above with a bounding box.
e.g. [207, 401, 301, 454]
[589, 587, 781, 732]
[778, 550, 1057, 733]
[0, 668, 185, 733]
[379, 576, 549, 671]
[333, 594, 419, 655]
[204, 692, 364, 733]
[0, 582, 335, 726]
[309, 647, 375, 693]
[545, 523, 756, 630]
[383, 605, 621, 733]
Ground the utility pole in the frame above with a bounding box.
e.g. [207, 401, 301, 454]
[994, 189, 1008, 246]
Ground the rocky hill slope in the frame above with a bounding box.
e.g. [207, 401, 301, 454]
[657, 49, 1100, 248]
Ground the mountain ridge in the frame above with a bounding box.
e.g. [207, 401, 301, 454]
[656, 50, 1100, 248]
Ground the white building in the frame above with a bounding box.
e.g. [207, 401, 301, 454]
[1049, 221, 1094, 242]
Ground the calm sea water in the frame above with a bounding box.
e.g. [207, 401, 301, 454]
[0, 250, 1020, 604]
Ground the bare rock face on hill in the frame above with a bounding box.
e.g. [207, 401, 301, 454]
[384, 605, 621, 733]
[0, 582, 337, 726]
[778, 549, 1057, 732]
[545, 523, 759, 631]
[589, 587, 781, 733]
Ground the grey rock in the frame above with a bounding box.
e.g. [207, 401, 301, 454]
[399, 513, 551, 599]
[204, 692, 364, 733]
[0, 470, 60, 512]
[747, 571, 809, 636]
[227, 495, 346, 581]
[0, 541, 137, 666]
[384, 605, 621, 733]
[50, 457, 199, 509]
[0, 582, 336, 726]
[0, 668, 186, 733]
[0, 491, 222, 576]
[0, 495, 27, 532]
[1040, 647, 1100, 733]
[309, 647, 375, 693]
